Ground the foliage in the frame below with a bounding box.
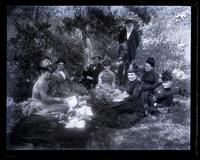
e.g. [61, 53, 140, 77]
[7, 6, 191, 102]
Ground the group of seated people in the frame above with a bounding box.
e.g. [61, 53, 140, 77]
[80, 55, 180, 117]
[11, 54, 181, 132]
[11, 57, 92, 130]
[8, 54, 183, 148]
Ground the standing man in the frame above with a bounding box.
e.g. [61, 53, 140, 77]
[118, 19, 141, 86]
[124, 19, 140, 63]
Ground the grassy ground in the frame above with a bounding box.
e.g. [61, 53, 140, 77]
[87, 95, 190, 150]
[7, 95, 190, 150]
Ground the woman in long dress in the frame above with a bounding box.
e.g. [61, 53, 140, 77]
[92, 63, 145, 129]
[95, 58, 116, 102]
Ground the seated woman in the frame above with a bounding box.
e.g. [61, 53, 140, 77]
[95, 58, 117, 102]
[138, 57, 162, 116]
[92, 63, 145, 129]
[153, 70, 180, 109]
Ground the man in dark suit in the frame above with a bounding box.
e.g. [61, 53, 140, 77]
[117, 19, 141, 86]
[79, 55, 103, 90]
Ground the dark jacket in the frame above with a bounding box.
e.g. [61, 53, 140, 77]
[141, 69, 161, 92]
[118, 28, 127, 44]
[126, 79, 142, 100]
[127, 29, 140, 61]
[118, 27, 140, 62]
[81, 63, 103, 89]
[154, 85, 180, 107]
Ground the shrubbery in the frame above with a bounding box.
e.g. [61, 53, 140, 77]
[7, 6, 191, 103]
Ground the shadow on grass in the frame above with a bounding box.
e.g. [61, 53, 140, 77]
[87, 96, 190, 150]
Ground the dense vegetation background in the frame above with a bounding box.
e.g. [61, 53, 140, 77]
[6, 6, 191, 150]
[7, 6, 191, 103]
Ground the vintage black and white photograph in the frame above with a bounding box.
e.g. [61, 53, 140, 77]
[7, 6, 191, 150]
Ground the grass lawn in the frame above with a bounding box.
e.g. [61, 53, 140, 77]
[88, 95, 190, 150]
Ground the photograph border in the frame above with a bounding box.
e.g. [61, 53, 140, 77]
[1, 0, 198, 159]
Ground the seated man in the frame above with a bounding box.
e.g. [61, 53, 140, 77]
[51, 58, 89, 98]
[9, 68, 92, 149]
[79, 55, 103, 90]
[51, 59, 72, 97]
[33, 66, 90, 115]
[17, 67, 69, 117]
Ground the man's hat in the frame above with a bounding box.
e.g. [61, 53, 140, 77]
[146, 57, 155, 67]
[55, 58, 66, 64]
[125, 19, 134, 24]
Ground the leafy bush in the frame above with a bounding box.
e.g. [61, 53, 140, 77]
[7, 6, 191, 103]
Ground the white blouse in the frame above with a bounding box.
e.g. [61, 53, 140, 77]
[59, 70, 66, 80]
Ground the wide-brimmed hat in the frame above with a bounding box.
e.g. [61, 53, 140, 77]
[125, 19, 134, 24]
[55, 58, 66, 64]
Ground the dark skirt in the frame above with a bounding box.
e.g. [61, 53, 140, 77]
[9, 114, 91, 149]
[91, 98, 145, 129]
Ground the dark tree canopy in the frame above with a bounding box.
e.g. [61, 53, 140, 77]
[7, 6, 190, 102]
